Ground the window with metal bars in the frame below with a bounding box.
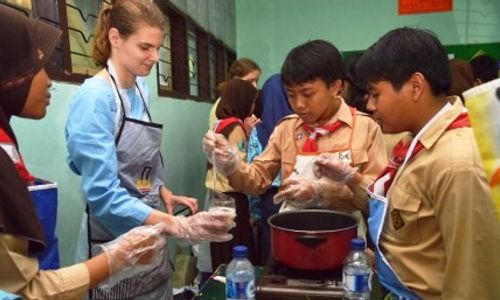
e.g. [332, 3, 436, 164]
[187, 23, 199, 97]
[158, 14, 173, 93]
[64, 0, 102, 77]
[0, 0, 110, 82]
[0, 0, 235, 102]
[208, 40, 217, 100]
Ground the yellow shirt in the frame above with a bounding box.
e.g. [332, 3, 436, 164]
[228, 100, 387, 209]
[381, 99, 500, 299]
[0, 233, 89, 299]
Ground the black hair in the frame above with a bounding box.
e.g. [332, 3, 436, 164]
[356, 27, 451, 95]
[281, 39, 343, 87]
[343, 53, 370, 113]
[470, 54, 498, 83]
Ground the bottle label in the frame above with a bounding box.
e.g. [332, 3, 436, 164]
[343, 273, 372, 292]
[226, 279, 255, 299]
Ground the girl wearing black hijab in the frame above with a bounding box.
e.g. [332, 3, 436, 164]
[0, 5, 173, 299]
[205, 78, 259, 269]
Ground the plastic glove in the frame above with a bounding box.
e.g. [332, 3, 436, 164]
[314, 153, 358, 183]
[166, 210, 235, 244]
[273, 177, 326, 209]
[202, 130, 217, 164]
[274, 177, 356, 211]
[202, 130, 240, 175]
[99, 223, 168, 288]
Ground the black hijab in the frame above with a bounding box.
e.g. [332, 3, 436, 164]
[0, 5, 61, 253]
[215, 78, 258, 137]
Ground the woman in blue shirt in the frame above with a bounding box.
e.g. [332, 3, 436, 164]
[65, 1, 234, 299]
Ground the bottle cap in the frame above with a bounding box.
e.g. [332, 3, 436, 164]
[351, 238, 365, 251]
[233, 245, 248, 258]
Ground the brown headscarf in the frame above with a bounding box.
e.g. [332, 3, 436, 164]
[215, 78, 258, 137]
[448, 58, 474, 102]
[0, 5, 61, 254]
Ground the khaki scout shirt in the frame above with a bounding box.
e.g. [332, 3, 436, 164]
[381, 99, 500, 299]
[205, 124, 247, 193]
[0, 233, 89, 299]
[228, 100, 387, 208]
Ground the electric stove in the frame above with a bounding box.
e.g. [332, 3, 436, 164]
[256, 257, 344, 299]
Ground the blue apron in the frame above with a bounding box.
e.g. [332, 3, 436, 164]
[367, 103, 453, 300]
[367, 188, 419, 300]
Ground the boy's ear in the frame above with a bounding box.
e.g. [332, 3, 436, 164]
[408, 72, 425, 102]
[329, 79, 343, 96]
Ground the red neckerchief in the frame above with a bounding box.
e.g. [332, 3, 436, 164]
[371, 112, 471, 196]
[214, 117, 243, 135]
[301, 106, 357, 153]
[0, 127, 35, 184]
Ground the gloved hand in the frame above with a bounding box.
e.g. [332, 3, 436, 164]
[273, 177, 326, 209]
[274, 177, 356, 211]
[100, 223, 168, 288]
[166, 210, 235, 244]
[202, 130, 240, 175]
[314, 153, 358, 183]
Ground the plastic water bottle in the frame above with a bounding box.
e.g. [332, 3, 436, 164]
[226, 245, 255, 300]
[342, 239, 372, 299]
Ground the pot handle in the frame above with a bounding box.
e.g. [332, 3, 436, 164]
[295, 235, 326, 248]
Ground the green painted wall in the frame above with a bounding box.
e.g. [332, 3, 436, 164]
[12, 75, 214, 266]
[236, 0, 500, 82]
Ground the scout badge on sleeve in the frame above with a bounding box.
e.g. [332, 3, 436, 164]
[463, 78, 500, 219]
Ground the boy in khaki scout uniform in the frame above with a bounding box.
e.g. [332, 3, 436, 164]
[203, 40, 387, 223]
[314, 28, 500, 299]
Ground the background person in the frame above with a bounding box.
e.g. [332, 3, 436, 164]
[208, 58, 261, 133]
[206, 78, 259, 269]
[470, 54, 499, 85]
[341, 53, 370, 113]
[447, 58, 474, 102]
[245, 73, 293, 264]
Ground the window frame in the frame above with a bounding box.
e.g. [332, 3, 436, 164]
[2, 0, 237, 102]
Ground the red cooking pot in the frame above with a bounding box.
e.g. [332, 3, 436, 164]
[269, 209, 357, 270]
